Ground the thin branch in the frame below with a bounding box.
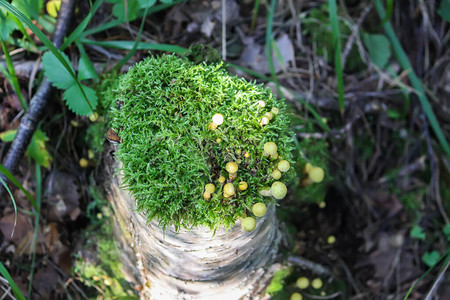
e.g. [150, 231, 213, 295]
[287, 255, 331, 276]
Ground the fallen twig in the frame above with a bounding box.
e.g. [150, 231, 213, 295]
[287, 255, 331, 276]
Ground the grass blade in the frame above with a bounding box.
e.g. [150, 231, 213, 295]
[265, 0, 277, 85]
[28, 162, 42, 298]
[0, 176, 18, 238]
[0, 0, 94, 112]
[328, 0, 345, 115]
[112, 5, 150, 72]
[250, 0, 261, 31]
[375, 0, 450, 157]
[0, 163, 37, 210]
[60, 0, 104, 50]
[1, 39, 27, 110]
[0, 261, 26, 300]
[79, 39, 188, 54]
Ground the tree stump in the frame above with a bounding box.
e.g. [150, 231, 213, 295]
[107, 168, 282, 299]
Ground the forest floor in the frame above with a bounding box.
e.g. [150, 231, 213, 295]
[0, 0, 449, 299]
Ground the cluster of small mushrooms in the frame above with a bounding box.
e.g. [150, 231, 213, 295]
[204, 105, 324, 232]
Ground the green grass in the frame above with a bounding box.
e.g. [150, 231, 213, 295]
[328, 0, 345, 115]
[1, 39, 27, 110]
[374, 0, 450, 157]
[28, 162, 42, 298]
[0, 261, 26, 300]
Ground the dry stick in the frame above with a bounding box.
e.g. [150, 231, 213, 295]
[0, 0, 75, 196]
[287, 255, 331, 276]
[424, 255, 450, 300]
[341, 3, 372, 69]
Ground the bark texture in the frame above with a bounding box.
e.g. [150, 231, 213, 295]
[107, 163, 282, 299]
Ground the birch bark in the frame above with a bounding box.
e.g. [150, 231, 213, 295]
[107, 166, 282, 299]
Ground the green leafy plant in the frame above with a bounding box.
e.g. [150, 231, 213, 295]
[422, 250, 440, 268]
[363, 33, 392, 69]
[0, 129, 52, 167]
[109, 54, 296, 229]
[410, 224, 426, 241]
[437, 0, 450, 22]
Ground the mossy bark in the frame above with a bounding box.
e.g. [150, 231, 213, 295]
[107, 163, 282, 299]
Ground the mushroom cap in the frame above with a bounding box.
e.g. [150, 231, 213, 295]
[271, 169, 282, 180]
[79, 158, 89, 168]
[226, 161, 238, 173]
[258, 100, 266, 108]
[290, 293, 303, 300]
[296, 277, 309, 289]
[241, 217, 256, 232]
[265, 112, 274, 120]
[271, 181, 287, 199]
[258, 188, 272, 197]
[311, 278, 323, 289]
[278, 160, 290, 172]
[263, 142, 277, 155]
[205, 183, 215, 193]
[309, 167, 324, 183]
[238, 181, 248, 191]
[260, 117, 269, 125]
[203, 191, 211, 200]
[270, 152, 279, 160]
[327, 235, 336, 244]
[223, 183, 235, 195]
[252, 203, 267, 217]
[303, 162, 313, 173]
[218, 176, 226, 183]
[212, 113, 224, 125]
[271, 107, 279, 115]
[208, 122, 218, 130]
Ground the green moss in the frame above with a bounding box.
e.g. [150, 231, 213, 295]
[74, 187, 137, 299]
[109, 54, 296, 229]
[266, 267, 293, 294]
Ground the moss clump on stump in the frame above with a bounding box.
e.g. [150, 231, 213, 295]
[110, 54, 295, 229]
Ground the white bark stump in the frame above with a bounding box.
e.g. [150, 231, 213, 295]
[107, 166, 282, 299]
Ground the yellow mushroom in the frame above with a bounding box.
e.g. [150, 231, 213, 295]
[271, 169, 282, 180]
[212, 113, 224, 125]
[301, 165, 325, 186]
[311, 278, 323, 289]
[226, 161, 238, 174]
[260, 117, 269, 126]
[252, 203, 267, 217]
[264, 112, 274, 120]
[290, 292, 302, 300]
[238, 181, 248, 191]
[271, 181, 287, 200]
[224, 183, 235, 196]
[205, 183, 215, 193]
[208, 122, 218, 130]
[309, 167, 325, 182]
[296, 277, 309, 289]
[278, 160, 290, 172]
[241, 217, 256, 232]
[79, 158, 89, 168]
[263, 142, 277, 156]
